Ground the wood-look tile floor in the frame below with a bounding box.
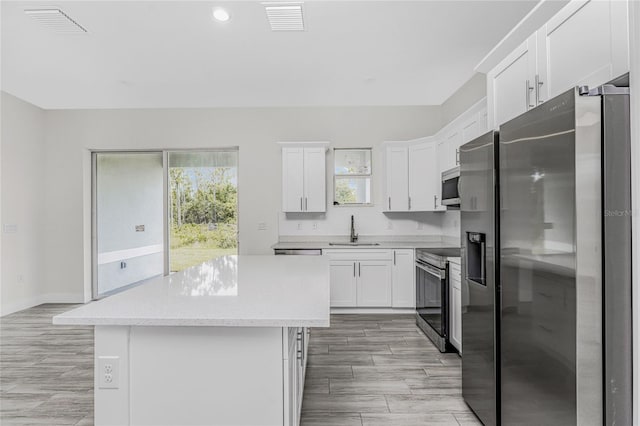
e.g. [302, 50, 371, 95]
[1, 304, 94, 426]
[301, 314, 481, 426]
[1, 305, 481, 426]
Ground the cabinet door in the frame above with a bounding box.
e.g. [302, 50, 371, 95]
[437, 138, 454, 174]
[357, 261, 392, 307]
[446, 130, 463, 167]
[449, 263, 462, 353]
[295, 328, 304, 418]
[282, 148, 305, 212]
[286, 331, 298, 426]
[408, 142, 441, 211]
[391, 250, 415, 308]
[385, 146, 409, 211]
[461, 113, 480, 144]
[329, 261, 357, 307]
[537, 0, 629, 102]
[303, 148, 326, 212]
[487, 33, 537, 128]
[478, 106, 489, 136]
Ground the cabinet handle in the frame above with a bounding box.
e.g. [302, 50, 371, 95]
[526, 80, 535, 109]
[536, 74, 544, 104]
[388, 197, 391, 210]
[455, 148, 460, 165]
[434, 195, 437, 209]
[394, 251, 396, 265]
[300, 197, 303, 211]
[353, 263, 356, 277]
[305, 197, 308, 211]
[358, 262, 361, 277]
[408, 197, 411, 210]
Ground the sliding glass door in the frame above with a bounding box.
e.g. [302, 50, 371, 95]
[93, 149, 238, 299]
[168, 151, 238, 272]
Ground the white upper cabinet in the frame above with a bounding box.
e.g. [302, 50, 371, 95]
[385, 146, 410, 211]
[487, 33, 538, 128]
[487, 0, 629, 128]
[385, 140, 442, 212]
[536, 0, 630, 102]
[435, 98, 488, 177]
[437, 138, 454, 174]
[303, 148, 326, 212]
[282, 147, 305, 212]
[409, 141, 442, 211]
[281, 144, 327, 213]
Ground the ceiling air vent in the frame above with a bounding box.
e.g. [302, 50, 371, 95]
[24, 9, 87, 34]
[263, 3, 305, 31]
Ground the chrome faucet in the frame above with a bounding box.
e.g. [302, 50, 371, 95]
[350, 215, 358, 243]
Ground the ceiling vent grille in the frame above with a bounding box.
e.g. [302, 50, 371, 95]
[24, 9, 87, 34]
[263, 3, 305, 31]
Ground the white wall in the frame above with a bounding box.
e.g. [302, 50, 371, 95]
[41, 106, 441, 302]
[0, 92, 46, 315]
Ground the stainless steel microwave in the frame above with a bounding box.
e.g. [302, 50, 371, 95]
[441, 167, 460, 207]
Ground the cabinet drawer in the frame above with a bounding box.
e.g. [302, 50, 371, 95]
[323, 249, 392, 261]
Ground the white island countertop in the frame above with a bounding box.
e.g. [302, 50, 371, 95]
[53, 255, 330, 328]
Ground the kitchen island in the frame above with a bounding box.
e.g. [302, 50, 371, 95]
[53, 255, 330, 426]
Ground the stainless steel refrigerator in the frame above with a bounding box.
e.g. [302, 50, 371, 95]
[460, 82, 632, 426]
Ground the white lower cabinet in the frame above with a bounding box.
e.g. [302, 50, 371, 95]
[448, 260, 462, 353]
[329, 261, 358, 307]
[391, 249, 415, 308]
[284, 327, 308, 426]
[326, 249, 414, 309]
[357, 261, 392, 307]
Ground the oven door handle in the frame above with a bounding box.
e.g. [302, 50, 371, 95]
[416, 261, 445, 279]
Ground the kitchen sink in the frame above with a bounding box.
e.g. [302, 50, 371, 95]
[328, 242, 380, 246]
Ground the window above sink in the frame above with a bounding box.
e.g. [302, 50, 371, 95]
[333, 148, 372, 206]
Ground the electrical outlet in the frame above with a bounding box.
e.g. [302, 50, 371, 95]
[98, 356, 120, 389]
[312, 222, 318, 230]
[296, 222, 302, 231]
[386, 221, 393, 230]
[417, 222, 424, 230]
[257, 222, 267, 231]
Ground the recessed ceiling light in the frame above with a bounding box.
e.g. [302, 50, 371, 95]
[213, 8, 230, 22]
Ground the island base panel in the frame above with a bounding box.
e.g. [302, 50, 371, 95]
[94, 325, 285, 426]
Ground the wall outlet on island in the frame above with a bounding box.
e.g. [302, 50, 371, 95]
[386, 221, 393, 230]
[98, 356, 120, 389]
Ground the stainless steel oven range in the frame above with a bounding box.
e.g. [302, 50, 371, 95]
[415, 247, 459, 352]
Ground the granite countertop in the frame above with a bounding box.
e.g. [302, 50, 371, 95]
[53, 255, 330, 328]
[272, 235, 461, 250]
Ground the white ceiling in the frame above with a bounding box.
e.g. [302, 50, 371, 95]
[1, 1, 539, 109]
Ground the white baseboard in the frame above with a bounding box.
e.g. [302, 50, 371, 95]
[1, 293, 85, 317]
[1, 296, 44, 317]
[330, 307, 416, 315]
[41, 293, 85, 304]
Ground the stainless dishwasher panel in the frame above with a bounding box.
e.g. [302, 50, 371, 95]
[274, 249, 322, 255]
